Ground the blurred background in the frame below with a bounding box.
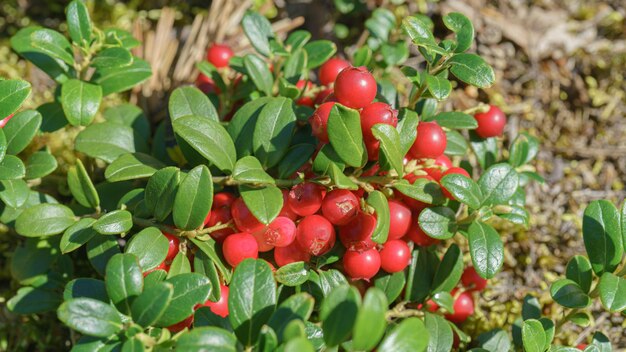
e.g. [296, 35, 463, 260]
[1, 0, 625, 349]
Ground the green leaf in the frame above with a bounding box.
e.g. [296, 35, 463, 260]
[352, 288, 387, 351]
[156, 273, 211, 327]
[253, 97, 297, 168]
[354, 45, 373, 67]
[468, 221, 504, 279]
[328, 163, 359, 190]
[565, 255, 593, 293]
[432, 112, 478, 129]
[66, 0, 92, 44]
[424, 312, 454, 352]
[105, 253, 143, 315]
[379, 317, 428, 352]
[402, 16, 446, 57]
[16, 203, 75, 237]
[174, 165, 213, 230]
[366, 8, 395, 41]
[228, 259, 277, 346]
[418, 207, 457, 240]
[57, 298, 122, 338]
[479, 163, 519, 205]
[550, 279, 590, 309]
[93, 210, 132, 235]
[431, 244, 463, 292]
[0, 179, 29, 208]
[0, 79, 31, 118]
[441, 174, 482, 209]
[10, 239, 55, 285]
[172, 115, 236, 173]
[125, 227, 169, 272]
[396, 109, 419, 156]
[583, 200, 623, 275]
[444, 130, 469, 156]
[431, 291, 454, 313]
[283, 49, 307, 81]
[521, 319, 546, 352]
[227, 97, 271, 158]
[233, 156, 274, 185]
[381, 42, 409, 66]
[622, 201, 626, 253]
[194, 307, 232, 331]
[405, 248, 439, 302]
[67, 159, 100, 209]
[267, 292, 315, 343]
[374, 271, 406, 303]
[11, 27, 70, 82]
[470, 132, 498, 169]
[242, 11, 274, 57]
[327, 104, 364, 167]
[275, 262, 310, 287]
[448, 53, 495, 89]
[190, 238, 232, 284]
[509, 133, 540, 167]
[0, 129, 5, 163]
[91, 57, 151, 96]
[477, 329, 511, 352]
[367, 191, 390, 244]
[87, 235, 121, 276]
[30, 28, 75, 65]
[25, 151, 57, 180]
[277, 144, 316, 179]
[104, 28, 140, 49]
[167, 251, 191, 278]
[320, 285, 361, 347]
[443, 12, 474, 52]
[522, 295, 541, 320]
[0, 155, 25, 180]
[285, 30, 311, 51]
[103, 104, 149, 140]
[312, 144, 345, 175]
[303, 40, 337, 69]
[372, 123, 404, 177]
[145, 166, 179, 221]
[90, 47, 132, 69]
[61, 218, 97, 253]
[567, 312, 591, 327]
[8, 286, 61, 314]
[591, 332, 612, 352]
[177, 327, 237, 352]
[72, 336, 121, 352]
[239, 184, 282, 225]
[193, 251, 222, 302]
[61, 79, 102, 126]
[425, 74, 452, 100]
[75, 122, 146, 163]
[169, 86, 219, 122]
[243, 54, 273, 96]
[598, 272, 626, 312]
[4, 109, 42, 155]
[105, 153, 165, 182]
[393, 178, 445, 205]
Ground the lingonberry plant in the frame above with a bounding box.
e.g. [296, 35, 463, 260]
[2, 1, 623, 351]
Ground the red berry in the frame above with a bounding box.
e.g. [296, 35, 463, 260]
[251, 228, 274, 252]
[205, 207, 234, 242]
[445, 290, 474, 323]
[343, 248, 381, 280]
[461, 267, 487, 292]
[163, 233, 180, 261]
[143, 261, 169, 277]
[166, 315, 193, 333]
[474, 105, 506, 138]
[364, 138, 381, 161]
[339, 212, 376, 252]
[314, 88, 333, 106]
[334, 66, 377, 109]
[287, 183, 324, 217]
[206, 43, 234, 68]
[387, 200, 412, 240]
[231, 197, 264, 233]
[222, 232, 259, 267]
[422, 154, 452, 181]
[405, 213, 440, 246]
[274, 241, 311, 266]
[196, 74, 219, 95]
[360, 102, 398, 141]
[319, 58, 350, 86]
[0, 114, 14, 128]
[321, 189, 359, 225]
[296, 215, 336, 256]
[441, 167, 471, 199]
[259, 216, 297, 248]
[410, 121, 447, 159]
[577, 344, 588, 351]
[279, 189, 299, 220]
[297, 96, 315, 108]
[202, 284, 229, 317]
[309, 102, 336, 143]
[213, 192, 237, 209]
[379, 240, 410, 273]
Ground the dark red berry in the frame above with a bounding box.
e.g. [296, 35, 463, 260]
[319, 58, 350, 86]
[279, 189, 299, 220]
[309, 102, 336, 143]
[388, 200, 412, 240]
[321, 189, 359, 225]
[202, 284, 229, 318]
[474, 105, 506, 138]
[196, 74, 219, 95]
[343, 248, 381, 280]
[339, 212, 377, 252]
[166, 315, 193, 333]
[222, 232, 259, 267]
[231, 197, 264, 233]
[295, 215, 336, 256]
[287, 182, 324, 217]
[445, 290, 474, 323]
[334, 66, 377, 109]
[206, 43, 233, 68]
[314, 88, 333, 106]
[379, 239, 411, 273]
[205, 207, 234, 242]
[461, 266, 487, 292]
[163, 233, 180, 261]
[274, 241, 311, 267]
[410, 121, 447, 159]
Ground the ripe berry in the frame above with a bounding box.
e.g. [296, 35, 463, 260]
[318, 58, 350, 86]
[259, 216, 296, 248]
[206, 43, 234, 68]
[339, 212, 376, 252]
[279, 189, 299, 220]
[309, 102, 335, 143]
[213, 192, 237, 209]
[445, 290, 475, 323]
[474, 105, 506, 138]
[202, 284, 229, 318]
[231, 197, 264, 233]
[222, 232, 259, 267]
[251, 228, 274, 252]
[334, 66, 377, 109]
[422, 154, 452, 181]
[314, 88, 333, 106]
[205, 207, 234, 242]
[360, 102, 398, 141]
[441, 167, 471, 199]
[196, 73, 219, 95]
[143, 261, 169, 277]
[166, 315, 194, 333]
[163, 232, 180, 261]
[274, 241, 311, 267]
[296, 215, 336, 256]
[387, 200, 412, 240]
[379, 240, 411, 273]
[0, 114, 14, 128]
[287, 182, 324, 217]
[461, 267, 487, 292]
[406, 214, 440, 246]
[577, 344, 588, 351]
[321, 189, 359, 225]
[343, 248, 381, 280]
[410, 121, 447, 159]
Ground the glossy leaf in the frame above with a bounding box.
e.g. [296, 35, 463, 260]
[275, 262, 310, 287]
[468, 221, 504, 279]
[0, 179, 29, 208]
[239, 184, 282, 225]
[105, 153, 165, 182]
[233, 156, 274, 185]
[145, 167, 180, 221]
[244, 54, 273, 96]
[372, 123, 404, 177]
[174, 165, 213, 230]
[550, 279, 590, 309]
[241, 11, 274, 57]
[582, 200, 623, 275]
[0, 79, 31, 118]
[75, 122, 146, 163]
[125, 227, 169, 272]
[303, 40, 337, 69]
[320, 285, 361, 347]
[0, 155, 25, 180]
[8, 286, 61, 314]
[565, 255, 593, 293]
[86, 235, 120, 276]
[67, 159, 100, 209]
[156, 273, 211, 327]
[405, 248, 439, 302]
[105, 253, 143, 315]
[441, 174, 482, 209]
[521, 319, 546, 352]
[61, 218, 97, 253]
[431, 244, 463, 293]
[16, 203, 75, 237]
[374, 271, 406, 303]
[267, 292, 314, 343]
[424, 312, 454, 352]
[477, 329, 511, 352]
[352, 288, 387, 351]
[61, 79, 102, 126]
[327, 104, 364, 167]
[25, 151, 57, 180]
[169, 86, 219, 122]
[367, 191, 391, 244]
[479, 163, 519, 205]
[379, 317, 429, 352]
[93, 210, 132, 235]
[397, 108, 419, 156]
[90, 47, 132, 69]
[443, 12, 474, 52]
[448, 53, 495, 88]
[418, 207, 458, 240]
[425, 74, 452, 100]
[57, 298, 122, 338]
[393, 178, 445, 205]
[432, 111, 477, 129]
[253, 97, 296, 168]
[91, 57, 152, 96]
[66, 0, 92, 44]
[598, 272, 626, 312]
[4, 109, 42, 155]
[177, 327, 237, 352]
[30, 28, 74, 65]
